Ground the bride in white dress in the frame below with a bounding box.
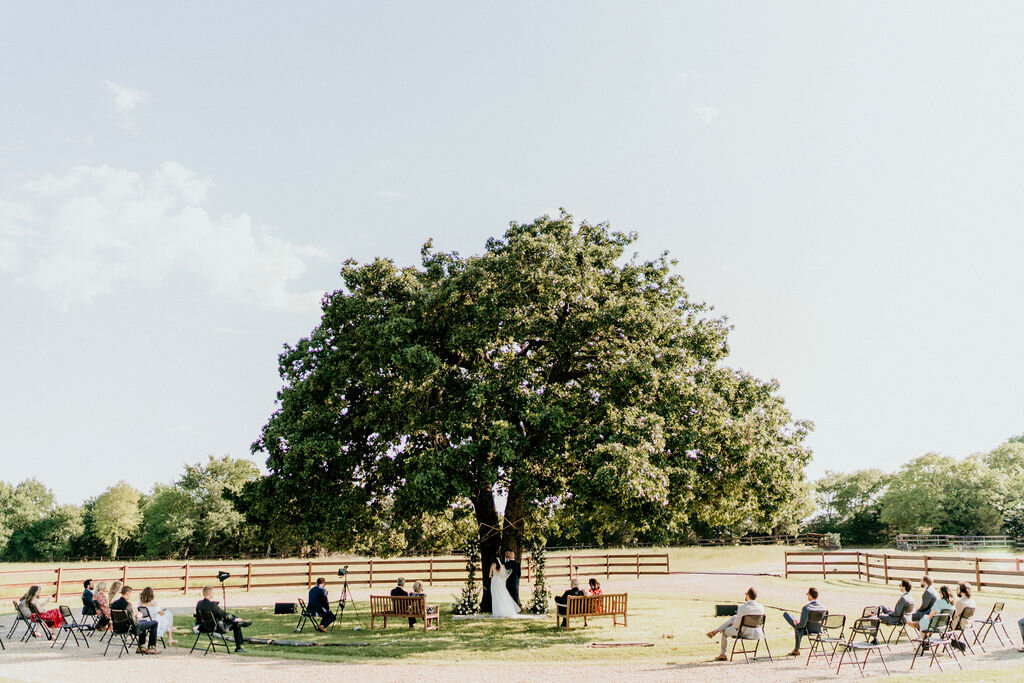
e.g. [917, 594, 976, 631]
[489, 559, 522, 618]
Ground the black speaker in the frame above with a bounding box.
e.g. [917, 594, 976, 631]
[274, 602, 296, 614]
[715, 604, 738, 617]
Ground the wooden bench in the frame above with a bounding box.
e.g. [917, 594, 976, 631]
[369, 595, 439, 631]
[557, 593, 628, 630]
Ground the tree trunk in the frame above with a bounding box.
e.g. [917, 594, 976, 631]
[472, 487, 501, 613]
[111, 534, 120, 560]
[502, 485, 525, 564]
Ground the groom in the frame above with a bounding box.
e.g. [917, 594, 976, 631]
[503, 549, 521, 607]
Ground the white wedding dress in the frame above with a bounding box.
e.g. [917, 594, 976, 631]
[490, 563, 522, 618]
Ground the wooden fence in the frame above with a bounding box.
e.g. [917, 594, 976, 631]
[0, 551, 669, 602]
[697, 533, 833, 548]
[895, 534, 1016, 551]
[785, 550, 1024, 592]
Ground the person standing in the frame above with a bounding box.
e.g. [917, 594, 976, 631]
[308, 577, 336, 631]
[503, 549, 521, 607]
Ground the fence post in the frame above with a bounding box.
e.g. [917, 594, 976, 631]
[975, 557, 981, 591]
[606, 554, 610, 579]
[665, 552, 670, 573]
[369, 560, 374, 588]
[122, 564, 128, 585]
[856, 551, 861, 580]
[307, 561, 313, 589]
[246, 562, 252, 592]
[866, 553, 871, 583]
[635, 553, 640, 579]
[821, 551, 826, 580]
[923, 555, 929, 574]
[183, 563, 190, 594]
[1017, 557, 1021, 574]
[55, 567, 62, 601]
[784, 552, 789, 579]
[429, 557, 434, 586]
[883, 554, 889, 583]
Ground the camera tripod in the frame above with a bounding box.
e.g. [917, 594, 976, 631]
[334, 573, 364, 629]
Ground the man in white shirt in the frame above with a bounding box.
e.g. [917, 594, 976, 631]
[706, 587, 766, 661]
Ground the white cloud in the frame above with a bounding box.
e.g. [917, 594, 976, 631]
[0, 162, 329, 311]
[692, 105, 719, 125]
[105, 80, 148, 134]
[374, 189, 404, 201]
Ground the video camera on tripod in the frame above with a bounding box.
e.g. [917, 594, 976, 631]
[216, 570, 231, 607]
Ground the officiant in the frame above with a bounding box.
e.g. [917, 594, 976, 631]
[503, 549, 521, 606]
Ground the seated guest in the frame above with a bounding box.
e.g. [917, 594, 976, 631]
[108, 580, 123, 605]
[911, 585, 953, 632]
[82, 579, 96, 617]
[139, 586, 176, 645]
[111, 585, 160, 655]
[554, 578, 586, 628]
[588, 578, 602, 596]
[308, 577, 336, 632]
[949, 582, 975, 652]
[911, 575, 938, 624]
[195, 586, 252, 653]
[878, 579, 915, 626]
[20, 585, 65, 635]
[783, 586, 825, 656]
[391, 577, 416, 628]
[94, 581, 111, 630]
[410, 581, 437, 615]
[706, 587, 765, 661]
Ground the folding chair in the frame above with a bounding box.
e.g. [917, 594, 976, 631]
[910, 613, 960, 671]
[103, 610, 135, 658]
[138, 606, 166, 649]
[879, 601, 915, 647]
[92, 598, 111, 641]
[973, 602, 1013, 647]
[190, 610, 231, 655]
[23, 601, 52, 642]
[6, 601, 29, 640]
[806, 613, 845, 667]
[948, 606, 978, 655]
[81, 595, 98, 629]
[294, 597, 320, 633]
[52, 605, 92, 650]
[728, 613, 773, 663]
[834, 618, 890, 678]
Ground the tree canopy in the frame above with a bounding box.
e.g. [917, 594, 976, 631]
[247, 213, 812, 608]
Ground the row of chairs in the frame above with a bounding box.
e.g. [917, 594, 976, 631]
[728, 602, 1013, 677]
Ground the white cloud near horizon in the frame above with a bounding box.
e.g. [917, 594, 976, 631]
[691, 105, 719, 125]
[105, 80, 148, 135]
[0, 162, 329, 311]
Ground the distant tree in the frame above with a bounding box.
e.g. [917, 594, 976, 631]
[140, 484, 197, 557]
[878, 454, 954, 534]
[178, 456, 259, 555]
[92, 482, 143, 558]
[6, 505, 86, 561]
[248, 214, 812, 609]
[943, 456, 1005, 535]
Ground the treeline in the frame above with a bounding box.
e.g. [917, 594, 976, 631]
[806, 435, 1024, 545]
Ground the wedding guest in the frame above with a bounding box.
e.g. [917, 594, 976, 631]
[194, 586, 251, 653]
[108, 580, 123, 605]
[111, 585, 160, 655]
[554, 578, 586, 628]
[706, 587, 765, 661]
[139, 586, 176, 644]
[588, 579, 602, 596]
[410, 581, 437, 616]
[20, 585, 65, 634]
[308, 577, 336, 632]
[910, 585, 953, 632]
[94, 581, 111, 629]
[82, 579, 96, 618]
[391, 577, 415, 628]
[911, 576, 938, 624]
[783, 586, 825, 656]
[949, 582, 976, 652]
[878, 580, 915, 626]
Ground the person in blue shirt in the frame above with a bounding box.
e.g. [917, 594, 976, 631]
[308, 577, 336, 631]
[783, 586, 826, 656]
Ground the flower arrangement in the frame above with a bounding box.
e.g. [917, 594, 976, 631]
[450, 537, 481, 615]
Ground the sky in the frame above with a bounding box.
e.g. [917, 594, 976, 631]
[1, 1, 1023, 503]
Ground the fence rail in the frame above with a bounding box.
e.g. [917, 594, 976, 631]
[895, 534, 1016, 551]
[0, 551, 669, 602]
[785, 550, 1024, 592]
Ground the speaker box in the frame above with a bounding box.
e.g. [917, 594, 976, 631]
[274, 602, 296, 614]
[715, 604, 738, 617]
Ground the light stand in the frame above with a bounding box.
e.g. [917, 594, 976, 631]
[335, 566, 363, 629]
[217, 571, 231, 609]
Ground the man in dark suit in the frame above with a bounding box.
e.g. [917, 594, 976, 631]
[911, 575, 937, 623]
[195, 586, 252, 652]
[879, 579, 916, 625]
[110, 585, 160, 655]
[391, 578, 416, 628]
[782, 586, 826, 656]
[308, 577, 335, 631]
[503, 549, 521, 607]
[82, 579, 96, 618]
[554, 578, 586, 628]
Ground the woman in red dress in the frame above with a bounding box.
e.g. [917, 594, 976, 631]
[20, 585, 65, 634]
[588, 578, 604, 613]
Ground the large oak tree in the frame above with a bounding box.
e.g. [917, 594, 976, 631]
[247, 214, 811, 609]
